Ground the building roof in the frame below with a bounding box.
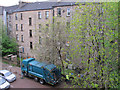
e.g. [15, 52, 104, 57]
[4, 1, 77, 13]
[4, 5, 18, 14]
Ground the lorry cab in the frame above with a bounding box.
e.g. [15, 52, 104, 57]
[21, 58, 35, 76]
[21, 58, 61, 85]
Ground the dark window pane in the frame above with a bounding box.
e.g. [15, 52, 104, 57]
[29, 30, 32, 37]
[21, 13, 23, 20]
[57, 8, 61, 16]
[16, 24, 18, 31]
[29, 17, 32, 26]
[30, 42, 33, 49]
[38, 12, 41, 19]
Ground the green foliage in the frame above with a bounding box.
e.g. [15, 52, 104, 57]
[0, 21, 18, 56]
[67, 2, 118, 88]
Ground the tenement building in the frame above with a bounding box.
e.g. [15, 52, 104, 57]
[1, 1, 80, 64]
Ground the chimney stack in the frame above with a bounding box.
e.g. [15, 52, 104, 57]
[19, 1, 27, 8]
[57, 0, 62, 2]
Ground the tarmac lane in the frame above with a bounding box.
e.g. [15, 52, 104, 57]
[10, 76, 51, 88]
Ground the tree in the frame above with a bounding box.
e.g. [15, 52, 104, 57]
[67, 2, 118, 88]
[0, 19, 2, 56]
[51, 18, 68, 73]
[0, 20, 18, 56]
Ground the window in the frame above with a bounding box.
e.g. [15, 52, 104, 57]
[45, 11, 49, 19]
[67, 8, 70, 16]
[39, 36, 42, 44]
[22, 47, 24, 53]
[46, 24, 49, 30]
[16, 34, 19, 41]
[30, 42, 33, 49]
[38, 12, 41, 19]
[29, 17, 32, 26]
[15, 13, 18, 20]
[9, 15, 11, 21]
[39, 24, 41, 32]
[21, 35, 24, 42]
[29, 30, 32, 37]
[66, 22, 70, 29]
[21, 13, 23, 20]
[21, 24, 23, 31]
[8, 15, 11, 22]
[16, 24, 18, 31]
[57, 8, 61, 16]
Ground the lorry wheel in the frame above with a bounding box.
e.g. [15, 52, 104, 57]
[34, 77, 38, 82]
[39, 79, 45, 85]
[28, 74, 32, 78]
[23, 72, 27, 77]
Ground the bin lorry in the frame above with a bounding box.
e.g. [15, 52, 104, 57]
[21, 58, 61, 85]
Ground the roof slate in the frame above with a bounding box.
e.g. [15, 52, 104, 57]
[4, 2, 77, 13]
[4, 5, 18, 14]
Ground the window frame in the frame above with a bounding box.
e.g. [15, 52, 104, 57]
[16, 34, 19, 41]
[21, 35, 24, 42]
[29, 17, 32, 26]
[29, 30, 32, 37]
[45, 11, 49, 19]
[67, 8, 70, 16]
[30, 42, 33, 49]
[38, 12, 42, 19]
[21, 13, 23, 20]
[46, 24, 49, 30]
[57, 8, 61, 17]
[21, 24, 23, 31]
[16, 24, 18, 31]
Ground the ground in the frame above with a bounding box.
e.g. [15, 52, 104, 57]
[0, 60, 71, 88]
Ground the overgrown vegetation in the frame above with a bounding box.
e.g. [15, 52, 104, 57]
[67, 2, 119, 88]
[0, 21, 18, 56]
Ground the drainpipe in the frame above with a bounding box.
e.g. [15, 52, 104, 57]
[52, 8, 55, 64]
[3, 9, 7, 35]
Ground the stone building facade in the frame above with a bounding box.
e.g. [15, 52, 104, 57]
[2, 1, 79, 64]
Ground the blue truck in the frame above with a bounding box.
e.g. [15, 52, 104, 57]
[21, 58, 61, 85]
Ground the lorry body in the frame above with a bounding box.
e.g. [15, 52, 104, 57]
[21, 58, 61, 85]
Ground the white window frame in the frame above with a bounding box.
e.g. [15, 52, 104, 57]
[16, 34, 19, 41]
[67, 8, 70, 16]
[21, 35, 24, 42]
[45, 11, 49, 19]
[16, 24, 18, 31]
[38, 12, 41, 19]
